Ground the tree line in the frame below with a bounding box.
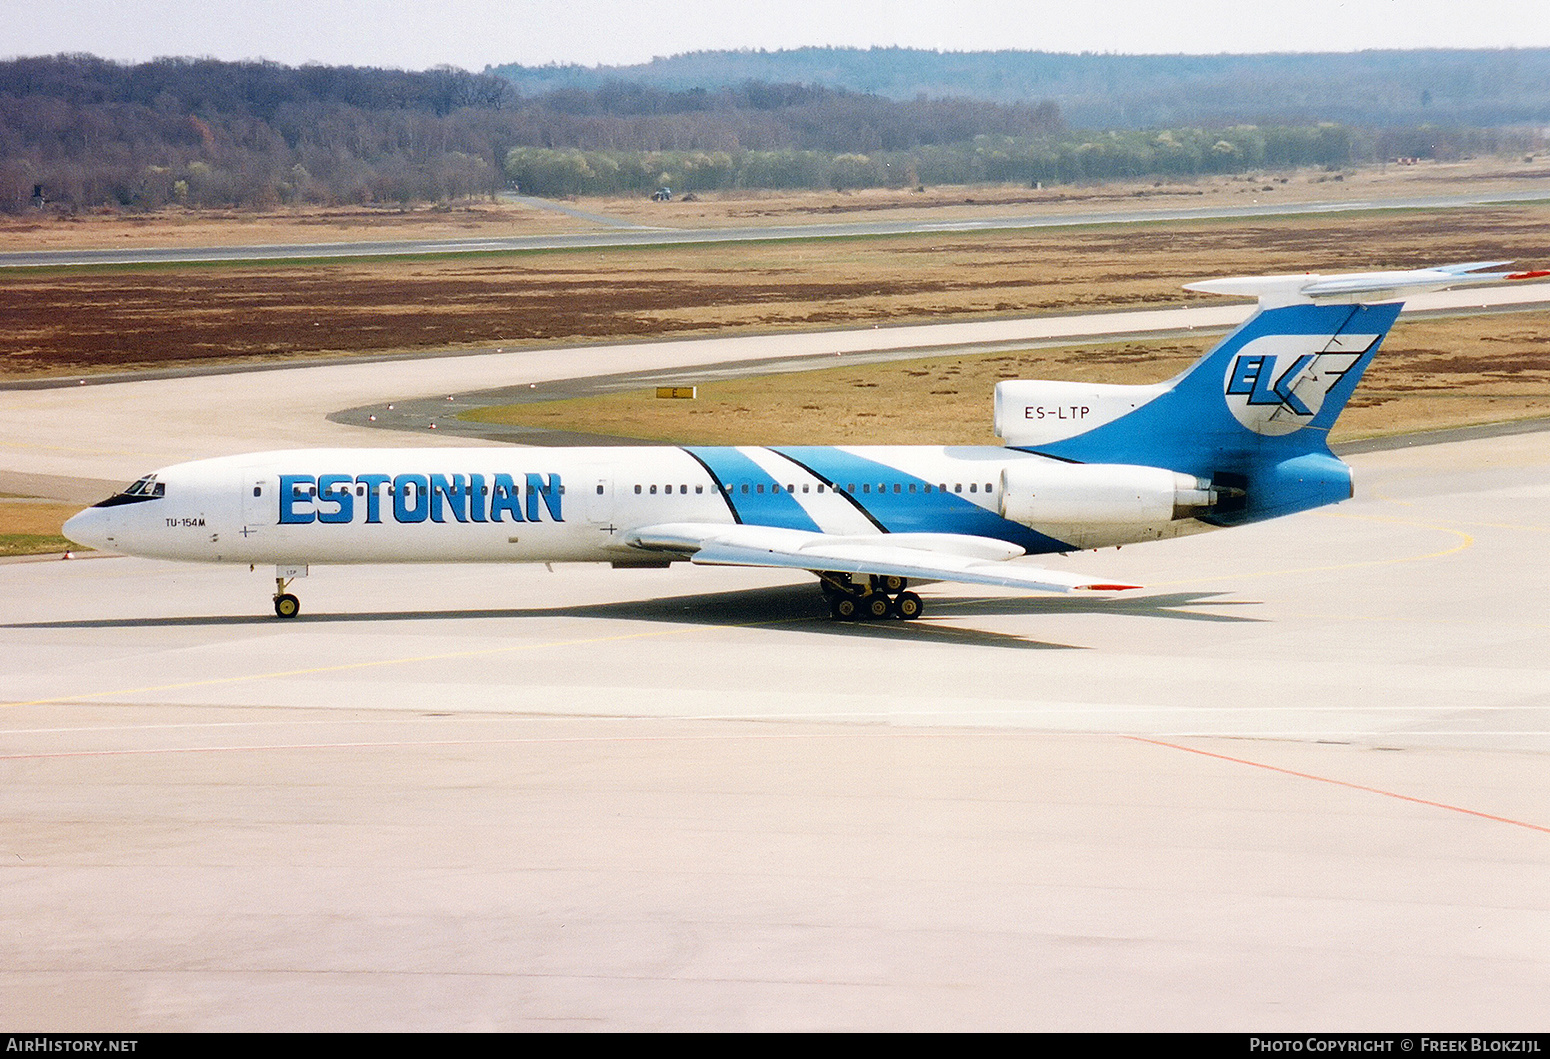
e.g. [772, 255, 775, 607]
[493, 46, 1550, 129]
[503, 125, 1363, 197]
[0, 55, 1061, 211]
[0, 55, 1540, 213]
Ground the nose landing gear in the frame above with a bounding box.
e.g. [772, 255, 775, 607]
[818, 572, 924, 622]
[271, 564, 308, 619]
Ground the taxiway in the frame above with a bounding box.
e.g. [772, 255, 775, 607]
[1, 297, 1546, 1031]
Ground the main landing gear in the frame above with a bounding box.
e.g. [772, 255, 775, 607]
[818, 572, 924, 622]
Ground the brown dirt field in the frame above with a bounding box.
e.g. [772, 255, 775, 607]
[4, 203, 1550, 379]
[591, 157, 1550, 229]
[460, 313, 1550, 446]
[0, 201, 590, 252]
[6, 158, 1543, 249]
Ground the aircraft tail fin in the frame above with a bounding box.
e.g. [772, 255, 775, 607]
[995, 262, 1536, 522]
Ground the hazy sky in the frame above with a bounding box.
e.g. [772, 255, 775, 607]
[8, 0, 1550, 70]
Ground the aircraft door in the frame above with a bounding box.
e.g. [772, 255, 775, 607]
[578, 469, 613, 527]
[240, 467, 274, 537]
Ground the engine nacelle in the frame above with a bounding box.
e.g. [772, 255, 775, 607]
[999, 460, 1218, 548]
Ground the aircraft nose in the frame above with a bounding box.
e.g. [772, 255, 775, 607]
[62, 507, 110, 551]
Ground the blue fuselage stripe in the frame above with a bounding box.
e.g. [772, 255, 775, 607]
[682, 446, 822, 531]
[678, 447, 743, 524]
[773, 446, 1071, 553]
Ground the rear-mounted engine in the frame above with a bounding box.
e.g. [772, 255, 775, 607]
[998, 461, 1224, 547]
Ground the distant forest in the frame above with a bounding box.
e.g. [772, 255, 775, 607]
[1, 52, 1544, 212]
[493, 46, 1550, 129]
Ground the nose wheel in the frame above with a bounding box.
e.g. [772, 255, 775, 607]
[819, 573, 924, 621]
[273, 572, 302, 618]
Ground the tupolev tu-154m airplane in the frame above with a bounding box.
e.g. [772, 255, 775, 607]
[64, 262, 1546, 620]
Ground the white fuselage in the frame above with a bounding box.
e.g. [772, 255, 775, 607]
[64, 445, 1216, 567]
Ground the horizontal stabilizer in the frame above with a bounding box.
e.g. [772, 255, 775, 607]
[1185, 261, 1540, 307]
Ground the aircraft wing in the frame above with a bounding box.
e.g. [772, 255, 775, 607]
[623, 523, 1139, 593]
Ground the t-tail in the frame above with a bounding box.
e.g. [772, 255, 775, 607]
[994, 262, 1546, 526]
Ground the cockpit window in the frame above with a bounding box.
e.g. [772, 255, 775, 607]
[123, 475, 164, 497]
[93, 474, 165, 508]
